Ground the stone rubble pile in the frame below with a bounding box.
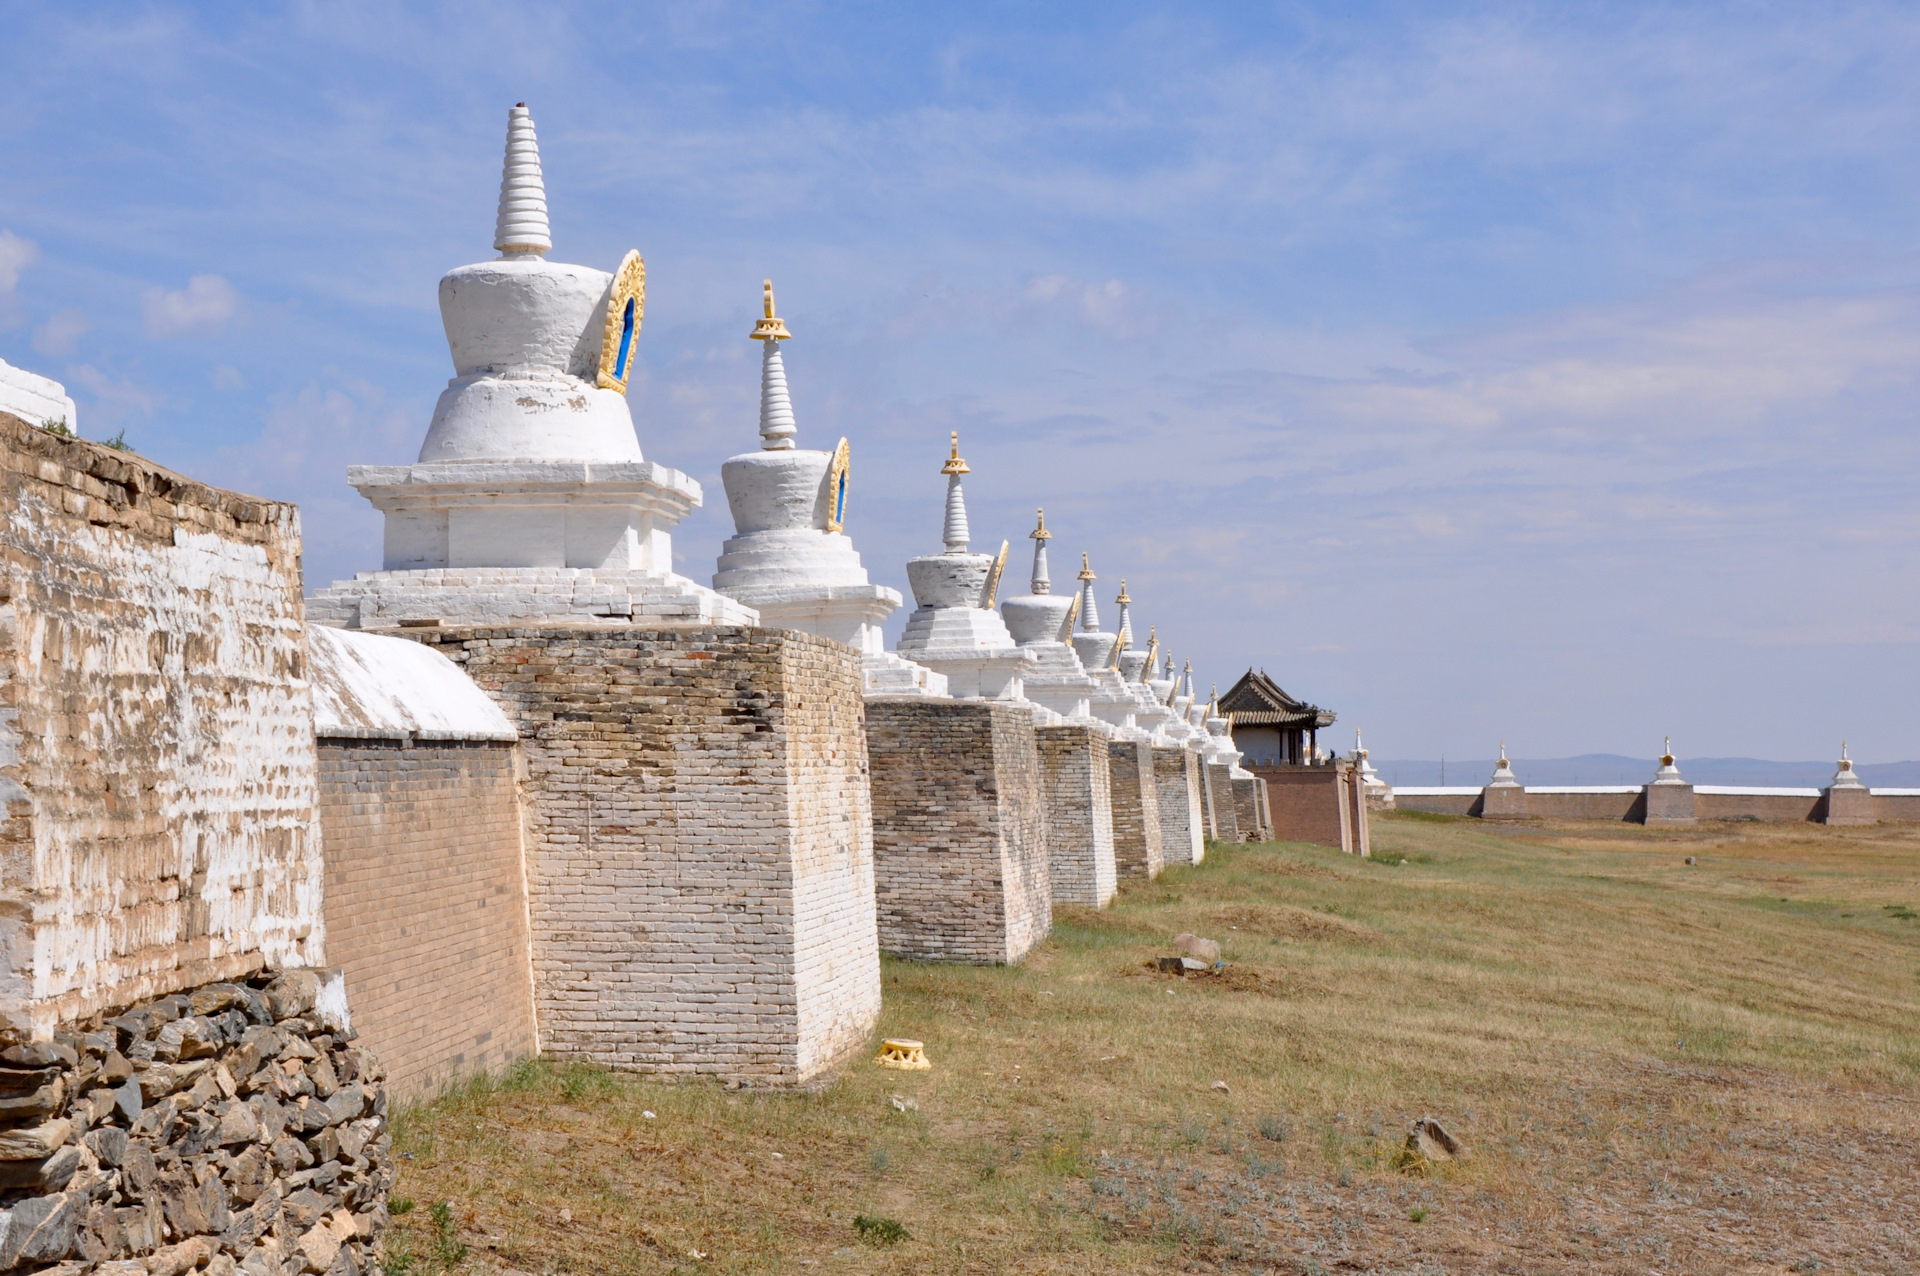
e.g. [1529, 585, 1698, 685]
[0, 969, 392, 1274]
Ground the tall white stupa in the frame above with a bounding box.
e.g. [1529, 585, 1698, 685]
[1073, 562, 1147, 737]
[999, 513, 1101, 722]
[894, 434, 1032, 700]
[309, 104, 752, 629]
[711, 282, 945, 696]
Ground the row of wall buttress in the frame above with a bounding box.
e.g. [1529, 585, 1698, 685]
[865, 699, 1050, 964]
[1206, 763, 1241, 842]
[316, 739, 538, 1103]
[1037, 724, 1117, 907]
[1108, 740, 1164, 879]
[411, 625, 880, 1086]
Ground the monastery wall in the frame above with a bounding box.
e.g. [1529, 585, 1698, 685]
[1205, 762, 1241, 842]
[308, 623, 536, 1103]
[316, 741, 534, 1103]
[866, 699, 1049, 964]
[1108, 740, 1164, 880]
[1152, 748, 1203, 868]
[409, 624, 879, 1085]
[1037, 723, 1116, 908]
[0, 413, 322, 1041]
[1232, 775, 1263, 841]
[1249, 764, 1358, 852]
[1392, 782, 1920, 825]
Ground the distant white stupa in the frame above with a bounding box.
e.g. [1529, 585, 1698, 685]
[310, 103, 751, 629]
[893, 434, 1033, 700]
[711, 282, 945, 696]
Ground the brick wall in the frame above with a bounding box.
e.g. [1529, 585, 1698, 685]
[1037, 724, 1116, 908]
[410, 625, 879, 1085]
[0, 413, 320, 1039]
[1250, 764, 1352, 851]
[317, 739, 537, 1102]
[865, 698, 1050, 964]
[1153, 748, 1204, 868]
[1108, 739, 1163, 880]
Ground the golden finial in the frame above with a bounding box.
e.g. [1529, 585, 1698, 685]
[1031, 508, 1051, 541]
[1078, 552, 1095, 582]
[941, 431, 970, 476]
[1115, 579, 1131, 604]
[750, 279, 791, 340]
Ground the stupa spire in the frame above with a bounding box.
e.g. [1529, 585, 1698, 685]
[1114, 580, 1133, 646]
[750, 280, 796, 450]
[1077, 554, 1100, 631]
[940, 432, 971, 553]
[1028, 509, 1052, 594]
[494, 103, 552, 258]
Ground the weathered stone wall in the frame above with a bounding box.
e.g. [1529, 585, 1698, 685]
[410, 625, 879, 1085]
[866, 699, 1050, 964]
[1107, 740, 1163, 880]
[1036, 724, 1116, 908]
[317, 740, 537, 1104]
[0, 968, 391, 1271]
[0, 413, 321, 1041]
[1206, 763, 1241, 842]
[1152, 748, 1204, 868]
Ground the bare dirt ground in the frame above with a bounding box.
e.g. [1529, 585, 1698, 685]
[381, 815, 1920, 1275]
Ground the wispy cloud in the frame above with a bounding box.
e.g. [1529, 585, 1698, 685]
[32, 308, 88, 357]
[142, 275, 240, 337]
[0, 231, 36, 294]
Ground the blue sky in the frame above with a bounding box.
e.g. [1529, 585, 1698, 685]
[3, 2, 1919, 761]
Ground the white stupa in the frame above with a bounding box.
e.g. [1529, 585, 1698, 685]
[1353, 729, 1392, 805]
[1488, 742, 1520, 788]
[711, 282, 945, 696]
[999, 514, 1102, 723]
[1831, 740, 1865, 789]
[1075, 565, 1147, 738]
[309, 104, 752, 629]
[1650, 737, 1685, 785]
[1118, 622, 1179, 740]
[893, 434, 1032, 700]
[1201, 687, 1244, 771]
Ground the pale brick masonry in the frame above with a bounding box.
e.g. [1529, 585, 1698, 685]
[1108, 740, 1164, 879]
[865, 699, 1050, 964]
[1037, 724, 1117, 908]
[317, 741, 537, 1103]
[1207, 762, 1242, 842]
[1154, 747, 1206, 868]
[410, 624, 880, 1085]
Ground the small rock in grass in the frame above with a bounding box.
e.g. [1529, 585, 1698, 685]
[1211, 1081, 1230, 1094]
[1171, 933, 1222, 964]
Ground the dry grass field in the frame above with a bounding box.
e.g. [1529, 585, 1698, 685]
[380, 814, 1920, 1275]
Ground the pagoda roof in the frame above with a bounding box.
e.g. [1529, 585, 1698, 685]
[1220, 667, 1336, 729]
